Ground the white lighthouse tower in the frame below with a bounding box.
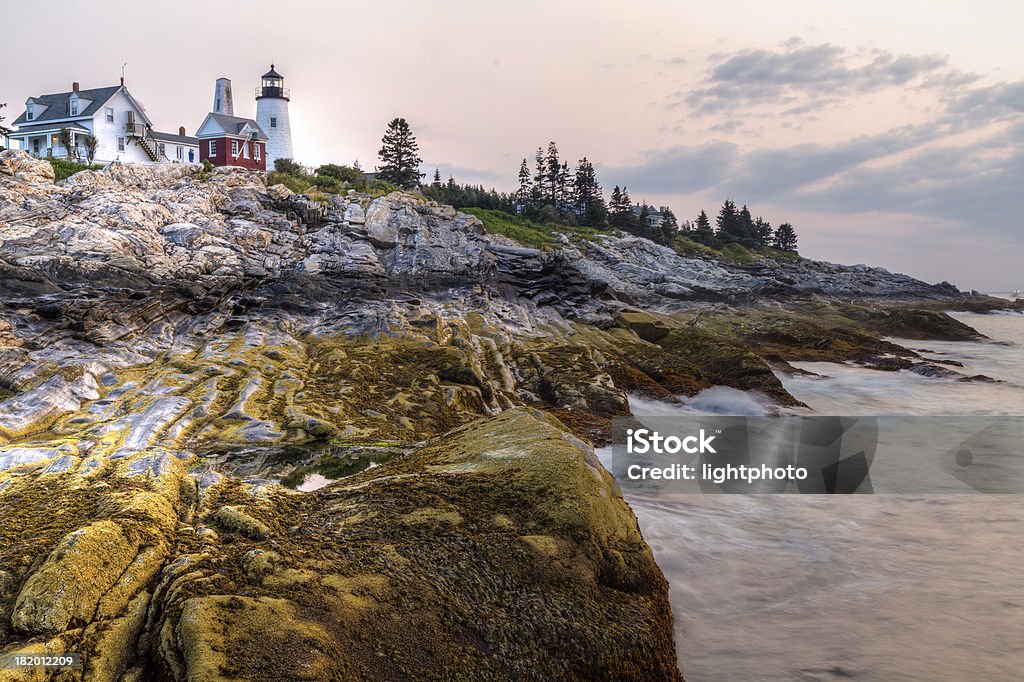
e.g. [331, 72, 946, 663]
[255, 64, 293, 167]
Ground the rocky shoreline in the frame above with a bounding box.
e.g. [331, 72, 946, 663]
[0, 150, 1017, 680]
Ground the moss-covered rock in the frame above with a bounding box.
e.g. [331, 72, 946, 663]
[1, 410, 680, 680]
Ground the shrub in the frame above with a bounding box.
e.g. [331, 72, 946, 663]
[366, 179, 399, 197]
[46, 158, 104, 182]
[267, 170, 312, 194]
[273, 157, 306, 175]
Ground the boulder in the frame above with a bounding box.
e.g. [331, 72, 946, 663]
[0, 149, 54, 184]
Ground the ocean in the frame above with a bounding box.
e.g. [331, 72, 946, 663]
[599, 309, 1024, 681]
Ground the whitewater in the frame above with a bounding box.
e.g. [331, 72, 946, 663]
[599, 310, 1024, 681]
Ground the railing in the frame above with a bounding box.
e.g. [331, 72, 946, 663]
[126, 121, 147, 137]
[255, 86, 290, 99]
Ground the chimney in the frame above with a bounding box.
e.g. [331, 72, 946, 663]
[120, 76, 125, 86]
[179, 126, 186, 136]
[72, 82, 80, 93]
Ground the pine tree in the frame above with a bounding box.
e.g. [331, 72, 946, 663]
[755, 217, 773, 246]
[695, 209, 714, 244]
[572, 157, 607, 226]
[609, 186, 629, 228]
[716, 199, 741, 240]
[517, 158, 532, 207]
[658, 208, 679, 244]
[532, 147, 548, 207]
[556, 161, 571, 215]
[609, 186, 635, 229]
[377, 117, 423, 189]
[432, 168, 442, 187]
[0, 103, 9, 138]
[738, 204, 756, 244]
[545, 141, 561, 207]
[773, 223, 798, 251]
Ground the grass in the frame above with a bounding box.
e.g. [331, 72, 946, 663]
[461, 208, 608, 250]
[671, 235, 801, 266]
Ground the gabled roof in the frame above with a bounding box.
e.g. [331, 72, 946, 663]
[197, 113, 269, 140]
[13, 86, 121, 125]
[150, 130, 199, 145]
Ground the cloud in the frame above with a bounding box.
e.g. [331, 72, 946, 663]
[787, 124, 1024, 235]
[945, 80, 1024, 121]
[723, 122, 946, 200]
[677, 41, 957, 115]
[599, 141, 738, 194]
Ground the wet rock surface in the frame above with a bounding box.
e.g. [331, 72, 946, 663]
[0, 150, 1007, 679]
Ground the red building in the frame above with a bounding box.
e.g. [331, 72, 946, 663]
[195, 112, 268, 170]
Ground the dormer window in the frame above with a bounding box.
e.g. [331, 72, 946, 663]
[70, 99, 78, 115]
[26, 103, 34, 121]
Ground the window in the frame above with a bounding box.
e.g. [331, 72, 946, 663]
[117, 137, 125, 152]
[158, 143, 166, 158]
[242, 142, 249, 159]
[32, 139, 40, 155]
[209, 140, 217, 156]
[26, 104, 34, 121]
[106, 107, 114, 123]
[70, 100, 78, 115]
[255, 144, 261, 161]
[176, 146, 183, 160]
[270, 117, 277, 128]
[231, 140, 239, 156]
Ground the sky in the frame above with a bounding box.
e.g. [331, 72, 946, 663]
[2, 0, 1022, 291]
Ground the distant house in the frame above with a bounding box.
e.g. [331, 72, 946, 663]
[633, 203, 671, 229]
[7, 80, 198, 165]
[195, 113, 268, 170]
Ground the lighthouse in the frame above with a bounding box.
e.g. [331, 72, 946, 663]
[255, 64, 293, 167]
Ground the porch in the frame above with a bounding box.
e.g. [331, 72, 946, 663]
[6, 123, 93, 162]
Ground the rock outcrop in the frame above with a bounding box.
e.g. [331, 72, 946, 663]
[0, 150, 1008, 679]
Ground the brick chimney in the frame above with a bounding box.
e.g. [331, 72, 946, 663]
[179, 126, 186, 136]
[73, 82, 80, 92]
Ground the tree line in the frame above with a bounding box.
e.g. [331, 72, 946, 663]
[253, 117, 801, 253]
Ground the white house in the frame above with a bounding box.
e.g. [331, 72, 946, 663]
[6, 80, 198, 165]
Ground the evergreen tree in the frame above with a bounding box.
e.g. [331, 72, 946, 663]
[377, 117, 423, 189]
[432, 168, 442, 187]
[572, 157, 606, 226]
[755, 217, 773, 246]
[658, 208, 679, 244]
[545, 141, 561, 207]
[694, 209, 714, 244]
[773, 223, 798, 251]
[738, 204, 757, 244]
[715, 199, 741, 240]
[556, 161, 571, 215]
[0, 103, 9, 138]
[532, 147, 548, 207]
[609, 186, 635, 229]
[517, 158, 532, 206]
